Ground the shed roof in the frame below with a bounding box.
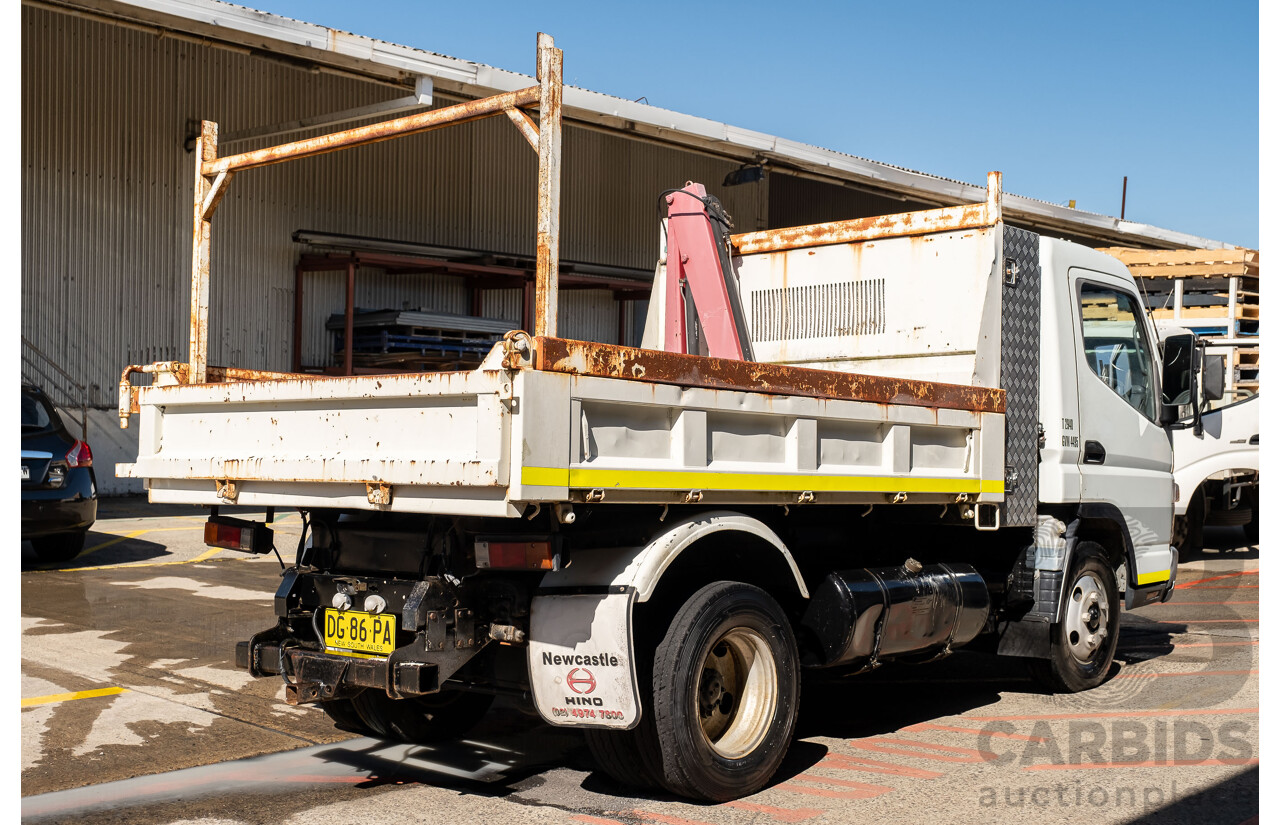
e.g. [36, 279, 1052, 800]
[44, 0, 1234, 250]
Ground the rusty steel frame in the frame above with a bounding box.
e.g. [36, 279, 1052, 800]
[534, 337, 1005, 414]
[731, 171, 1004, 255]
[533, 33, 563, 338]
[180, 33, 564, 386]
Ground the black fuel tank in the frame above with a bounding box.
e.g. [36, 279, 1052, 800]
[800, 561, 990, 670]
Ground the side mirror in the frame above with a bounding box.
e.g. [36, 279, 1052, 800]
[1159, 333, 1195, 424]
[1202, 355, 1226, 402]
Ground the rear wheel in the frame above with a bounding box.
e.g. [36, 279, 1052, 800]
[318, 697, 373, 734]
[30, 530, 87, 563]
[651, 581, 799, 801]
[583, 717, 665, 790]
[351, 688, 494, 742]
[1031, 543, 1120, 693]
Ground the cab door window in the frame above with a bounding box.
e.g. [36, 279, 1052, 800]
[1078, 283, 1157, 421]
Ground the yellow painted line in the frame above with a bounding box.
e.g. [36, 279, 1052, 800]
[522, 466, 1003, 495]
[1136, 569, 1171, 586]
[21, 687, 128, 708]
[81, 528, 148, 554]
[46, 546, 225, 573]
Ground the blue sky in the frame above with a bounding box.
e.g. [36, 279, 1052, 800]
[243, 0, 1258, 247]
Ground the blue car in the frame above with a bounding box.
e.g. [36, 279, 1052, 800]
[21, 385, 96, 562]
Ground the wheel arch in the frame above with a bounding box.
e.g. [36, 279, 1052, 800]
[1068, 503, 1132, 573]
[538, 510, 808, 608]
[1174, 455, 1259, 516]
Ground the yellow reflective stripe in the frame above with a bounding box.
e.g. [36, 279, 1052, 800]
[521, 466, 1003, 495]
[21, 687, 128, 708]
[520, 466, 570, 487]
[1135, 569, 1171, 586]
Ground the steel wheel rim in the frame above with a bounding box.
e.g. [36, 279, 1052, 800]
[696, 627, 777, 759]
[1064, 572, 1109, 664]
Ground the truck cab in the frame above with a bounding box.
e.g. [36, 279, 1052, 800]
[1038, 240, 1177, 606]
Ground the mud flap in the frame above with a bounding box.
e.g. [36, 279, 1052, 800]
[528, 589, 640, 730]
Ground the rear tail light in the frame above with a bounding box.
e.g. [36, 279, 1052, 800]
[65, 440, 93, 468]
[204, 517, 274, 554]
[474, 539, 562, 570]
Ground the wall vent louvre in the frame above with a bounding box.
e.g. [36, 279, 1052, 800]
[749, 279, 886, 342]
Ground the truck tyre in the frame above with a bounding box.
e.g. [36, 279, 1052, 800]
[30, 530, 87, 564]
[651, 581, 799, 801]
[584, 601, 666, 790]
[1031, 543, 1120, 693]
[1173, 487, 1205, 554]
[1242, 486, 1259, 546]
[351, 689, 494, 742]
[583, 718, 665, 790]
[318, 697, 373, 734]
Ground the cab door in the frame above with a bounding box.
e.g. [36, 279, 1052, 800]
[1069, 269, 1174, 590]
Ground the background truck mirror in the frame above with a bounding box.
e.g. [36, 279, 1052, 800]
[1202, 354, 1226, 402]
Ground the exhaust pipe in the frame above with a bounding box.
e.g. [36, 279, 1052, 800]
[800, 559, 989, 670]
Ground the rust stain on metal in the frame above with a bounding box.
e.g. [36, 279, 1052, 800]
[730, 203, 994, 255]
[189, 120, 217, 384]
[203, 86, 541, 176]
[534, 337, 1005, 414]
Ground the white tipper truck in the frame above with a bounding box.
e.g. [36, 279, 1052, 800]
[115, 36, 1193, 802]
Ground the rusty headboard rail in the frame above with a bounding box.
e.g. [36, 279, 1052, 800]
[118, 362, 314, 428]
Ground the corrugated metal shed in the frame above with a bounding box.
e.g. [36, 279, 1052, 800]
[22, 3, 765, 396]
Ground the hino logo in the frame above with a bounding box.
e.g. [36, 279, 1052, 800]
[567, 667, 596, 694]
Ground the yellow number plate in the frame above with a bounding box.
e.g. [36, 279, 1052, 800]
[324, 609, 397, 658]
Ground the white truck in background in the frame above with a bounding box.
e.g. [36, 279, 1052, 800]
[115, 36, 1196, 802]
[1158, 327, 1260, 552]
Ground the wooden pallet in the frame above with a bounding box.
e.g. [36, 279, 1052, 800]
[1096, 247, 1259, 278]
[1098, 246, 1260, 393]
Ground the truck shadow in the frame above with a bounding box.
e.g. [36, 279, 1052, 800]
[1179, 525, 1258, 562]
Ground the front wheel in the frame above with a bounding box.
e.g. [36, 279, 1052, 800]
[651, 581, 799, 801]
[1242, 486, 1259, 546]
[1173, 487, 1206, 554]
[1031, 543, 1120, 693]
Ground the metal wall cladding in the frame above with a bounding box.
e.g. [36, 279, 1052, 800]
[22, 5, 767, 403]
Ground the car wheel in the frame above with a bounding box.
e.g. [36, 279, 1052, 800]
[1031, 542, 1120, 693]
[651, 581, 800, 801]
[30, 530, 87, 563]
[350, 688, 494, 742]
